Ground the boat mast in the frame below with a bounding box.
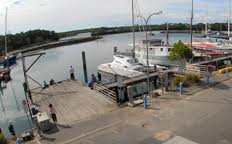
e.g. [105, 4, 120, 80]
[190, 0, 193, 48]
[205, 4, 208, 35]
[132, 0, 136, 58]
[166, 23, 169, 45]
[5, 7, 8, 57]
[228, 0, 231, 37]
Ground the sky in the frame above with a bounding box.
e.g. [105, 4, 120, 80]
[0, 0, 230, 34]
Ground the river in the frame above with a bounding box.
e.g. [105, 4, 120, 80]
[0, 31, 191, 136]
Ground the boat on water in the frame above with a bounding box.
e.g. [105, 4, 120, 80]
[0, 8, 15, 82]
[97, 55, 146, 83]
[134, 38, 174, 67]
[0, 68, 11, 82]
[191, 0, 232, 54]
[0, 55, 17, 68]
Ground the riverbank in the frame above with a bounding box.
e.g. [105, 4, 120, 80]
[10, 36, 102, 55]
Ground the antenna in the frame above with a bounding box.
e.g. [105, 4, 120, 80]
[228, 0, 231, 37]
[190, 0, 193, 48]
[205, 4, 208, 35]
[5, 7, 8, 56]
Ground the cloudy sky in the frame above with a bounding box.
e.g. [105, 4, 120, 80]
[0, 0, 229, 34]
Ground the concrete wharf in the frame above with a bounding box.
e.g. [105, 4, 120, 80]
[31, 80, 117, 125]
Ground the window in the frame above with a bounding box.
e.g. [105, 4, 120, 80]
[160, 48, 163, 52]
[168, 48, 171, 52]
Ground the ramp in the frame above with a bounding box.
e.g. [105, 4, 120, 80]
[31, 80, 117, 125]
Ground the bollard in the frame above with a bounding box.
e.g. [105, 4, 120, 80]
[179, 82, 183, 96]
[143, 95, 147, 109]
[226, 68, 229, 77]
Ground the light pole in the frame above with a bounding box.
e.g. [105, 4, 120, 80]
[138, 11, 163, 97]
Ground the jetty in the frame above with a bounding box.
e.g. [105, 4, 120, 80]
[31, 80, 117, 125]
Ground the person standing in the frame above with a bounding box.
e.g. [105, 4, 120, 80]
[69, 66, 75, 80]
[49, 104, 57, 123]
[8, 122, 16, 137]
[91, 74, 97, 83]
[97, 73, 102, 83]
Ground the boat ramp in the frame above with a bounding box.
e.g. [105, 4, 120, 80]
[31, 80, 117, 125]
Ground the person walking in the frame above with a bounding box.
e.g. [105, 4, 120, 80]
[48, 104, 57, 123]
[69, 66, 75, 80]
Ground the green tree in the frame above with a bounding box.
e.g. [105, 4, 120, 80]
[169, 41, 192, 73]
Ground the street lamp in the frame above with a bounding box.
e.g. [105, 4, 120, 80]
[138, 11, 163, 98]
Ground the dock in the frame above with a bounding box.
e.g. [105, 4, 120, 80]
[31, 80, 117, 125]
[193, 54, 232, 65]
[104, 67, 178, 89]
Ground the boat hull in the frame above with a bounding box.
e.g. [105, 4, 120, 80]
[0, 55, 17, 68]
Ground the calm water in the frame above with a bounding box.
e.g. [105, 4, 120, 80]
[0, 32, 191, 136]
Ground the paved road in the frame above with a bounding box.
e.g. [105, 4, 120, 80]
[39, 77, 232, 144]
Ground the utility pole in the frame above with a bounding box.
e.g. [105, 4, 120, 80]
[138, 11, 163, 98]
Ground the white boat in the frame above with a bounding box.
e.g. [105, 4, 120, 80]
[134, 38, 175, 66]
[97, 55, 145, 80]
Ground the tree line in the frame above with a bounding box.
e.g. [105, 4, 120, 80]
[0, 29, 59, 52]
[0, 23, 230, 52]
[88, 23, 230, 36]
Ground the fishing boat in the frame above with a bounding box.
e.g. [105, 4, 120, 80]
[97, 55, 146, 83]
[0, 8, 15, 82]
[0, 55, 17, 68]
[1, 8, 17, 68]
[134, 38, 175, 67]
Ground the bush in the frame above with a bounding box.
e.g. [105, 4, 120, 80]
[186, 74, 200, 83]
[0, 133, 8, 144]
[173, 74, 200, 87]
[173, 76, 187, 86]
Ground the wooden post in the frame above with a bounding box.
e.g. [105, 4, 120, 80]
[82, 51, 88, 83]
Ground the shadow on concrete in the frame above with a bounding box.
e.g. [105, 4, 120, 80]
[43, 124, 60, 135]
[212, 82, 230, 90]
[57, 123, 72, 129]
[147, 107, 161, 110]
[40, 136, 56, 142]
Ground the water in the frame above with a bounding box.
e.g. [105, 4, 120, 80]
[0, 31, 191, 136]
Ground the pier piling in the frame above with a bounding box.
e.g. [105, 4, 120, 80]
[82, 51, 88, 83]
